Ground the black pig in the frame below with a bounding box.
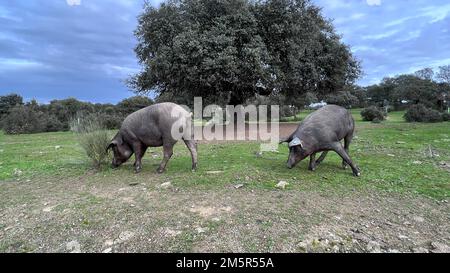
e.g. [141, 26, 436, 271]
[280, 105, 361, 176]
[107, 102, 198, 173]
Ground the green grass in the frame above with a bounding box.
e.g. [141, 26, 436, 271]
[1, 111, 449, 199]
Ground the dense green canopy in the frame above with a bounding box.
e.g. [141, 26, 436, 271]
[129, 0, 361, 105]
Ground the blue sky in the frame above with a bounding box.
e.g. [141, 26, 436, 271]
[0, 0, 449, 103]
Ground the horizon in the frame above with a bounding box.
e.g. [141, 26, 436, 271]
[1, 0, 449, 104]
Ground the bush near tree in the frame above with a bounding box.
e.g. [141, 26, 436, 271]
[404, 104, 443, 123]
[361, 106, 386, 123]
[0, 94, 153, 134]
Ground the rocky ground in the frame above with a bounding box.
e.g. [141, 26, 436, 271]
[1, 174, 449, 253]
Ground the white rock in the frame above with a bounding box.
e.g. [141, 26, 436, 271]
[234, 184, 244, 189]
[115, 231, 134, 244]
[196, 227, 209, 234]
[43, 206, 55, 212]
[206, 171, 224, 174]
[413, 216, 424, 223]
[102, 248, 112, 253]
[55, 146, 62, 150]
[431, 242, 450, 253]
[159, 182, 172, 189]
[366, 241, 382, 253]
[66, 240, 81, 253]
[276, 181, 289, 190]
[13, 169, 23, 176]
[412, 247, 429, 253]
[412, 161, 422, 165]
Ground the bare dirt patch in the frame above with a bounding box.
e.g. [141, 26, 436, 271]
[195, 123, 298, 143]
[0, 175, 448, 253]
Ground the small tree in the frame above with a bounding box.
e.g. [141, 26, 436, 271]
[436, 65, 450, 84]
[414, 68, 434, 81]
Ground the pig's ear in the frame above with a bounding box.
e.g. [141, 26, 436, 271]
[279, 136, 293, 144]
[288, 137, 303, 148]
[106, 142, 117, 152]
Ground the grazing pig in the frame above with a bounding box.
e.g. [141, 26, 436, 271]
[280, 105, 361, 176]
[107, 102, 198, 173]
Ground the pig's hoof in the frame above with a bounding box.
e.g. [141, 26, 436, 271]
[135, 168, 142, 174]
[157, 168, 165, 174]
[308, 167, 316, 171]
[353, 171, 361, 177]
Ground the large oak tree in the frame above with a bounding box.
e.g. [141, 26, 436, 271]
[129, 0, 361, 105]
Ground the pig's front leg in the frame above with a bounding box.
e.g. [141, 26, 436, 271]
[308, 153, 317, 171]
[133, 143, 147, 173]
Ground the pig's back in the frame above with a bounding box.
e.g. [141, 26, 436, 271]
[299, 105, 354, 142]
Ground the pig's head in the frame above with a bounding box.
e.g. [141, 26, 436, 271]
[107, 133, 133, 168]
[281, 136, 309, 169]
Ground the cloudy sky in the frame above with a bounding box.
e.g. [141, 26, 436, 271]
[0, 0, 449, 103]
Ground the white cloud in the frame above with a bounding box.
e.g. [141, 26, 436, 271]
[362, 29, 399, 40]
[0, 58, 45, 71]
[102, 64, 138, 77]
[66, 0, 81, 6]
[394, 30, 421, 43]
[317, 0, 352, 10]
[366, 0, 381, 6]
[420, 4, 450, 23]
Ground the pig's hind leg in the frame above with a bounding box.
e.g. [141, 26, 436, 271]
[183, 139, 198, 171]
[342, 134, 354, 170]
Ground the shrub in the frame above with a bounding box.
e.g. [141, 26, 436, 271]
[2, 105, 45, 134]
[404, 104, 443, 123]
[361, 106, 386, 122]
[71, 114, 111, 168]
[97, 112, 123, 130]
[442, 112, 450, 122]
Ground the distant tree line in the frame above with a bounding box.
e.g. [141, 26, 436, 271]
[0, 95, 154, 135]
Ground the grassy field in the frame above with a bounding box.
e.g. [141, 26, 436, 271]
[0, 110, 449, 253]
[1, 110, 448, 198]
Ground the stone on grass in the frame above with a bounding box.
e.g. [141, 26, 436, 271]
[366, 241, 382, 253]
[196, 227, 209, 234]
[102, 248, 112, 253]
[159, 182, 172, 189]
[276, 181, 289, 190]
[430, 242, 450, 253]
[66, 240, 81, 253]
[206, 171, 224, 174]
